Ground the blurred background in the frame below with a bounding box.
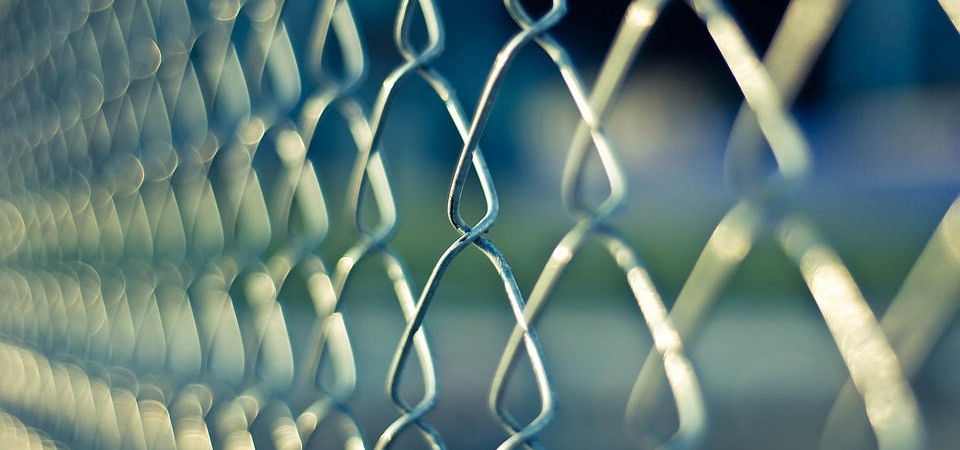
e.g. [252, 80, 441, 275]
[1, 0, 959, 449]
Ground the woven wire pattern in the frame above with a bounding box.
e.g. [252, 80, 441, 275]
[0, 0, 959, 449]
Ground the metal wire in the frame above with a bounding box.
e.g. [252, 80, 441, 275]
[624, 1, 929, 449]
[0, 0, 957, 449]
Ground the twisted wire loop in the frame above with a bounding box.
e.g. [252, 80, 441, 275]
[628, 0, 846, 442]
[181, 0, 357, 448]
[491, 1, 707, 449]
[0, 0, 299, 447]
[283, 0, 427, 448]
[316, 0, 460, 448]
[282, 1, 369, 448]
[721, 0, 850, 196]
[617, 1, 926, 449]
[375, 1, 596, 449]
[0, 0, 188, 448]
[0, 0, 956, 449]
[819, 197, 960, 448]
[817, 5, 960, 448]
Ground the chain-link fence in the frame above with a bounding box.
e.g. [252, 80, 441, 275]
[1, 0, 959, 449]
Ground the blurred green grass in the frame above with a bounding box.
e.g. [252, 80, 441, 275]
[277, 162, 957, 312]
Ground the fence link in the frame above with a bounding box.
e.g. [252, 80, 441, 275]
[0, 0, 958, 449]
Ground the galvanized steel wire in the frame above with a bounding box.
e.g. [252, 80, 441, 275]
[0, 0, 958, 449]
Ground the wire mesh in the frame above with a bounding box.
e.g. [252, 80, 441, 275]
[0, 0, 958, 449]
